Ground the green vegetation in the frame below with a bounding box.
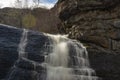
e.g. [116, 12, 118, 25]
[22, 13, 36, 28]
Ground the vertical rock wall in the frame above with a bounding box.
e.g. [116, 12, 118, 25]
[55, 0, 120, 80]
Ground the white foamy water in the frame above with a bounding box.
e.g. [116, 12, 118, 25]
[44, 34, 98, 80]
[6, 31, 98, 80]
[18, 29, 28, 58]
[44, 34, 73, 80]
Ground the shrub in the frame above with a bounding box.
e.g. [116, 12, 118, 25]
[22, 13, 36, 28]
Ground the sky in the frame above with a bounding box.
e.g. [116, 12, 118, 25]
[41, 0, 58, 3]
[0, 0, 58, 9]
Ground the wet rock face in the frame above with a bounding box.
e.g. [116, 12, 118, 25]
[56, 0, 120, 49]
[88, 48, 120, 80]
[57, 0, 120, 50]
[56, 0, 120, 80]
[0, 25, 22, 79]
[0, 25, 49, 80]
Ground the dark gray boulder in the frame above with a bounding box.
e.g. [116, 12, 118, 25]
[0, 24, 49, 80]
[0, 25, 22, 79]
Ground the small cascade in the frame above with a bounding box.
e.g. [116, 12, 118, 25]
[5, 30, 98, 80]
[43, 34, 99, 80]
[68, 41, 98, 80]
[18, 29, 28, 58]
[6, 29, 28, 80]
[44, 35, 72, 80]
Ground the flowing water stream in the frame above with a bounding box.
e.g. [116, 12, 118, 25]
[44, 34, 98, 80]
[6, 29, 28, 80]
[6, 29, 98, 80]
[18, 29, 28, 58]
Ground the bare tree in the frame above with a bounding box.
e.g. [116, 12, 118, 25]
[14, 0, 24, 28]
[32, 0, 40, 8]
[0, 3, 3, 8]
[14, 0, 22, 8]
[23, 0, 28, 8]
[14, 0, 29, 8]
[14, 0, 41, 8]
[33, 0, 40, 5]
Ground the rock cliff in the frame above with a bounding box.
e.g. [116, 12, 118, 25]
[0, 24, 50, 80]
[0, 0, 120, 80]
[55, 0, 120, 80]
[0, 24, 99, 80]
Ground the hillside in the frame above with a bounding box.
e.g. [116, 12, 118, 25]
[0, 7, 60, 33]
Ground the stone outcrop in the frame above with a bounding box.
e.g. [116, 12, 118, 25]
[0, 24, 50, 80]
[55, 0, 120, 80]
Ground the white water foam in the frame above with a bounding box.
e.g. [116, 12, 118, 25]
[18, 29, 28, 58]
[44, 34, 98, 80]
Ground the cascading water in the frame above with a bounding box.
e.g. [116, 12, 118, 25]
[43, 34, 99, 80]
[44, 35, 72, 80]
[6, 29, 28, 80]
[18, 29, 28, 58]
[5, 29, 98, 80]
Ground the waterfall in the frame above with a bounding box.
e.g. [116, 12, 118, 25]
[44, 35, 72, 80]
[5, 30, 98, 80]
[18, 29, 28, 58]
[6, 29, 28, 80]
[43, 34, 99, 80]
